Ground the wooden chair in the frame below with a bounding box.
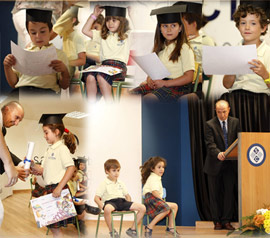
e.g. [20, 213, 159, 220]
[141, 188, 177, 237]
[95, 210, 139, 238]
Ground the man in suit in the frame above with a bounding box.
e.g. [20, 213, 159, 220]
[203, 100, 240, 230]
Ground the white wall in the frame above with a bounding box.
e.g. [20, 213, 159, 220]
[85, 98, 142, 220]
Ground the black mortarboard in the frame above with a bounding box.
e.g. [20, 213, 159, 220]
[102, 6, 126, 18]
[150, 5, 187, 24]
[26, 8, 53, 23]
[39, 113, 66, 125]
[173, 1, 202, 15]
[240, 0, 270, 18]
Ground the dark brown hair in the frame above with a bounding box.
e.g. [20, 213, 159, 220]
[95, 14, 105, 26]
[153, 20, 189, 63]
[104, 159, 121, 172]
[43, 124, 77, 154]
[233, 4, 268, 35]
[140, 156, 167, 185]
[26, 21, 53, 32]
[101, 16, 129, 41]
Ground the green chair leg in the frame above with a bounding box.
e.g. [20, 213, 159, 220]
[75, 216, 80, 238]
[95, 214, 101, 238]
[119, 214, 124, 236]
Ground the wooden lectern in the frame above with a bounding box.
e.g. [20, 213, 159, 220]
[226, 133, 270, 225]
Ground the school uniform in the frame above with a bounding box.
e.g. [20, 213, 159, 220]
[88, 30, 130, 85]
[14, 43, 69, 94]
[0, 112, 4, 226]
[143, 172, 170, 219]
[42, 140, 75, 228]
[131, 42, 195, 102]
[229, 40, 270, 95]
[96, 177, 133, 211]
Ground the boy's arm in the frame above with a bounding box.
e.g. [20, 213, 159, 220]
[125, 193, 131, 202]
[3, 54, 18, 88]
[223, 75, 236, 89]
[94, 195, 104, 209]
[69, 52, 86, 67]
[49, 60, 70, 89]
[53, 165, 75, 198]
[248, 59, 270, 88]
[82, 5, 103, 38]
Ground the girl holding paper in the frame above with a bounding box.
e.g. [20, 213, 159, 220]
[31, 113, 76, 238]
[82, 4, 130, 102]
[131, 5, 195, 102]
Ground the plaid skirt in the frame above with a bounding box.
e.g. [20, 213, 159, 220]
[144, 193, 170, 219]
[45, 184, 77, 229]
[32, 183, 46, 198]
[130, 80, 192, 103]
[84, 59, 127, 86]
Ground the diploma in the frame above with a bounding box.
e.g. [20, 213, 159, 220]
[24, 142, 35, 169]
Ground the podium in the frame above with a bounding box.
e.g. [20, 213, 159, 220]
[227, 133, 270, 225]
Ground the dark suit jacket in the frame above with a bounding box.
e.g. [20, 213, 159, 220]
[0, 126, 21, 174]
[203, 116, 240, 176]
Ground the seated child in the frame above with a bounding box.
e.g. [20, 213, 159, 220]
[68, 166, 101, 235]
[223, 1, 270, 94]
[141, 156, 180, 238]
[94, 159, 146, 238]
[4, 8, 70, 97]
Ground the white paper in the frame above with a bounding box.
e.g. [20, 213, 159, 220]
[30, 189, 77, 228]
[24, 141, 35, 169]
[81, 65, 122, 76]
[132, 53, 170, 80]
[11, 41, 57, 76]
[202, 45, 257, 75]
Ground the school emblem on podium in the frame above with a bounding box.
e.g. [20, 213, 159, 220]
[247, 143, 266, 167]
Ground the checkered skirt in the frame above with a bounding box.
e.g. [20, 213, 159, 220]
[144, 193, 170, 219]
[131, 81, 192, 102]
[85, 59, 127, 86]
[44, 184, 77, 229]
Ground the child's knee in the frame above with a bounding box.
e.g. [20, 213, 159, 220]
[103, 205, 114, 214]
[86, 75, 96, 83]
[140, 204, 146, 213]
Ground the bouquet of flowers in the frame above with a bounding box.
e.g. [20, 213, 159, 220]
[228, 208, 270, 236]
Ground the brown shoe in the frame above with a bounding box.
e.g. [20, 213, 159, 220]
[223, 222, 235, 230]
[214, 222, 223, 230]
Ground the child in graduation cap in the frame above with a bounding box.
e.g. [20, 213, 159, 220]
[82, 5, 130, 102]
[31, 113, 77, 238]
[130, 5, 195, 102]
[4, 8, 70, 97]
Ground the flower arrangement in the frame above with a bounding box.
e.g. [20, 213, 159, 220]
[228, 208, 270, 236]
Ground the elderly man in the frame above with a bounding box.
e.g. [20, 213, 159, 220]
[0, 101, 25, 225]
[203, 100, 240, 230]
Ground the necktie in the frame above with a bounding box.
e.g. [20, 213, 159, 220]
[222, 121, 228, 149]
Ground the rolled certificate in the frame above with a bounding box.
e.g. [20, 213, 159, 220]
[24, 142, 35, 169]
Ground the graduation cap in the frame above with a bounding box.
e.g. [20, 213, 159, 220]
[150, 5, 187, 24]
[102, 6, 126, 18]
[26, 8, 53, 24]
[173, 1, 202, 15]
[240, 0, 270, 18]
[39, 113, 66, 125]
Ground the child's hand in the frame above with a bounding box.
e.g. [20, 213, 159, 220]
[154, 80, 167, 89]
[52, 186, 62, 198]
[249, 59, 269, 79]
[4, 54, 16, 68]
[93, 5, 103, 17]
[147, 76, 155, 89]
[49, 60, 67, 73]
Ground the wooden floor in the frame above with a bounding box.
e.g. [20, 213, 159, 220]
[0, 191, 243, 238]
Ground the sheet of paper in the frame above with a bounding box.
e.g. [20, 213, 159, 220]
[81, 65, 122, 76]
[132, 53, 170, 80]
[11, 41, 57, 76]
[30, 188, 77, 228]
[202, 45, 257, 75]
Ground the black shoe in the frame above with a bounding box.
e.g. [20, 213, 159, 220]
[109, 229, 119, 238]
[126, 228, 137, 238]
[85, 204, 101, 215]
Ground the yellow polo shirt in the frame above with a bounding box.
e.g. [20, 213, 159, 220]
[14, 43, 69, 93]
[230, 40, 270, 94]
[92, 30, 130, 64]
[95, 177, 129, 202]
[85, 38, 100, 57]
[42, 140, 74, 186]
[158, 42, 195, 79]
[143, 172, 163, 198]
